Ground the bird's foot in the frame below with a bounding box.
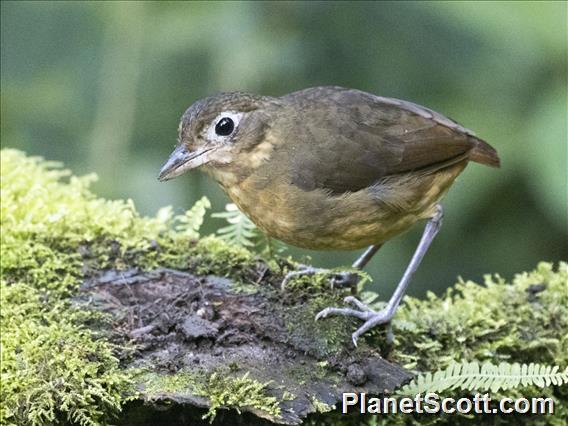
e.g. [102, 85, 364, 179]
[281, 266, 359, 291]
[315, 296, 394, 347]
[281, 265, 325, 290]
[331, 271, 360, 289]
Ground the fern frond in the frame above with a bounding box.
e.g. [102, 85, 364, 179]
[175, 196, 211, 239]
[358, 290, 385, 311]
[262, 235, 287, 258]
[398, 361, 568, 396]
[213, 203, 288, 257]
[212, 203, 259, 247]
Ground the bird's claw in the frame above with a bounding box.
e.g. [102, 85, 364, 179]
[315, 297, 394, 347]
[281, 267, 359, 291]
[329, 272, 360, 289]
[281, 265, 326, 290]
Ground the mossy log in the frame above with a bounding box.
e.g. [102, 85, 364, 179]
[2, 149, 567, 426]
[78, 267, 408, 425]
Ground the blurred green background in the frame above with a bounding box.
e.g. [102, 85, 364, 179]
[1, 1, 566, 297]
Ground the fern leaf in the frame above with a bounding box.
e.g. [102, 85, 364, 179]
[261, 235, 287, 257]
[212, 203, 288, 257]
[212, 203, 259, 247]
[398, 361, 568, 396]
[174, 196, 211, 239]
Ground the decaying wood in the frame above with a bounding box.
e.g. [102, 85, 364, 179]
[79, 268, 410, 425]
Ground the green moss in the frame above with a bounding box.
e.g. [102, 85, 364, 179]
[136, 368, 281, 422]
[0, 149, 280, 425]
[1, 150, 177, 292]
[393, 261, 568, 372]
[285, 298, 355, 358]
[310, 396, 335, 413]
[282, 266, 370, 294]
[0, 150, 215, 425]
[382, 261, 568, 424]
[282, 272, 373, 358]
[203, 372, 280, 422]
[0, 150, 158, 425]
[0, 281, 133, 425]
[139, 368, 283, 421]
[3, 149, 566, 425]
[281, 269, 379, 357]
[187, 236, 259, 284]
[282, 391, 295, 401]
[136, 370, 202, 398]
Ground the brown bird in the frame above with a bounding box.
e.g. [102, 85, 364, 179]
[159, 86, 499, 346]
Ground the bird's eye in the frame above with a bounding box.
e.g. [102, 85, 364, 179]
[215, 117, 235, 136]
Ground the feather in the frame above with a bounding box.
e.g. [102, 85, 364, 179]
[280, 86, 499, 194]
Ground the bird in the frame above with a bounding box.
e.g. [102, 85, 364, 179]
[158, 86, 500, 346]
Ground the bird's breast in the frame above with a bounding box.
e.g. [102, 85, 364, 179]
[222, 179, 449, 251]
[210, 157, 467, 251]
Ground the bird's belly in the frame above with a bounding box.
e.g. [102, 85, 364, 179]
[234, 190, 418, 250]
[223, 191, 397, 250]
[223, 162, 466, 251]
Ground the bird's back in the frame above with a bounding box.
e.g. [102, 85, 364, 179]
[277, 86, 499, 196]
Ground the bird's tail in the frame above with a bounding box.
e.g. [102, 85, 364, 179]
[469, 137, 500, 168]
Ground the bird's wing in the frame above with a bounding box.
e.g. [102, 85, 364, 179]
[283, 87, 479, 194]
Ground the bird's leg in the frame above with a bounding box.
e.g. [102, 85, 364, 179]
[316, 205, 444, 347]
[332, 244, 383, 293]
[281, 244, 383, 291]
[353, 244, 382, 269]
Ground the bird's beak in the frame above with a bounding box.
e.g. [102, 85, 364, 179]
[158, 145, 213, 181]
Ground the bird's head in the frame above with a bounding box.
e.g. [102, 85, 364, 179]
[158, 92, 277, 182]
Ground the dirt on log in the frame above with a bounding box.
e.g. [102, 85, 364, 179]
[77, 267, 410, 425]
